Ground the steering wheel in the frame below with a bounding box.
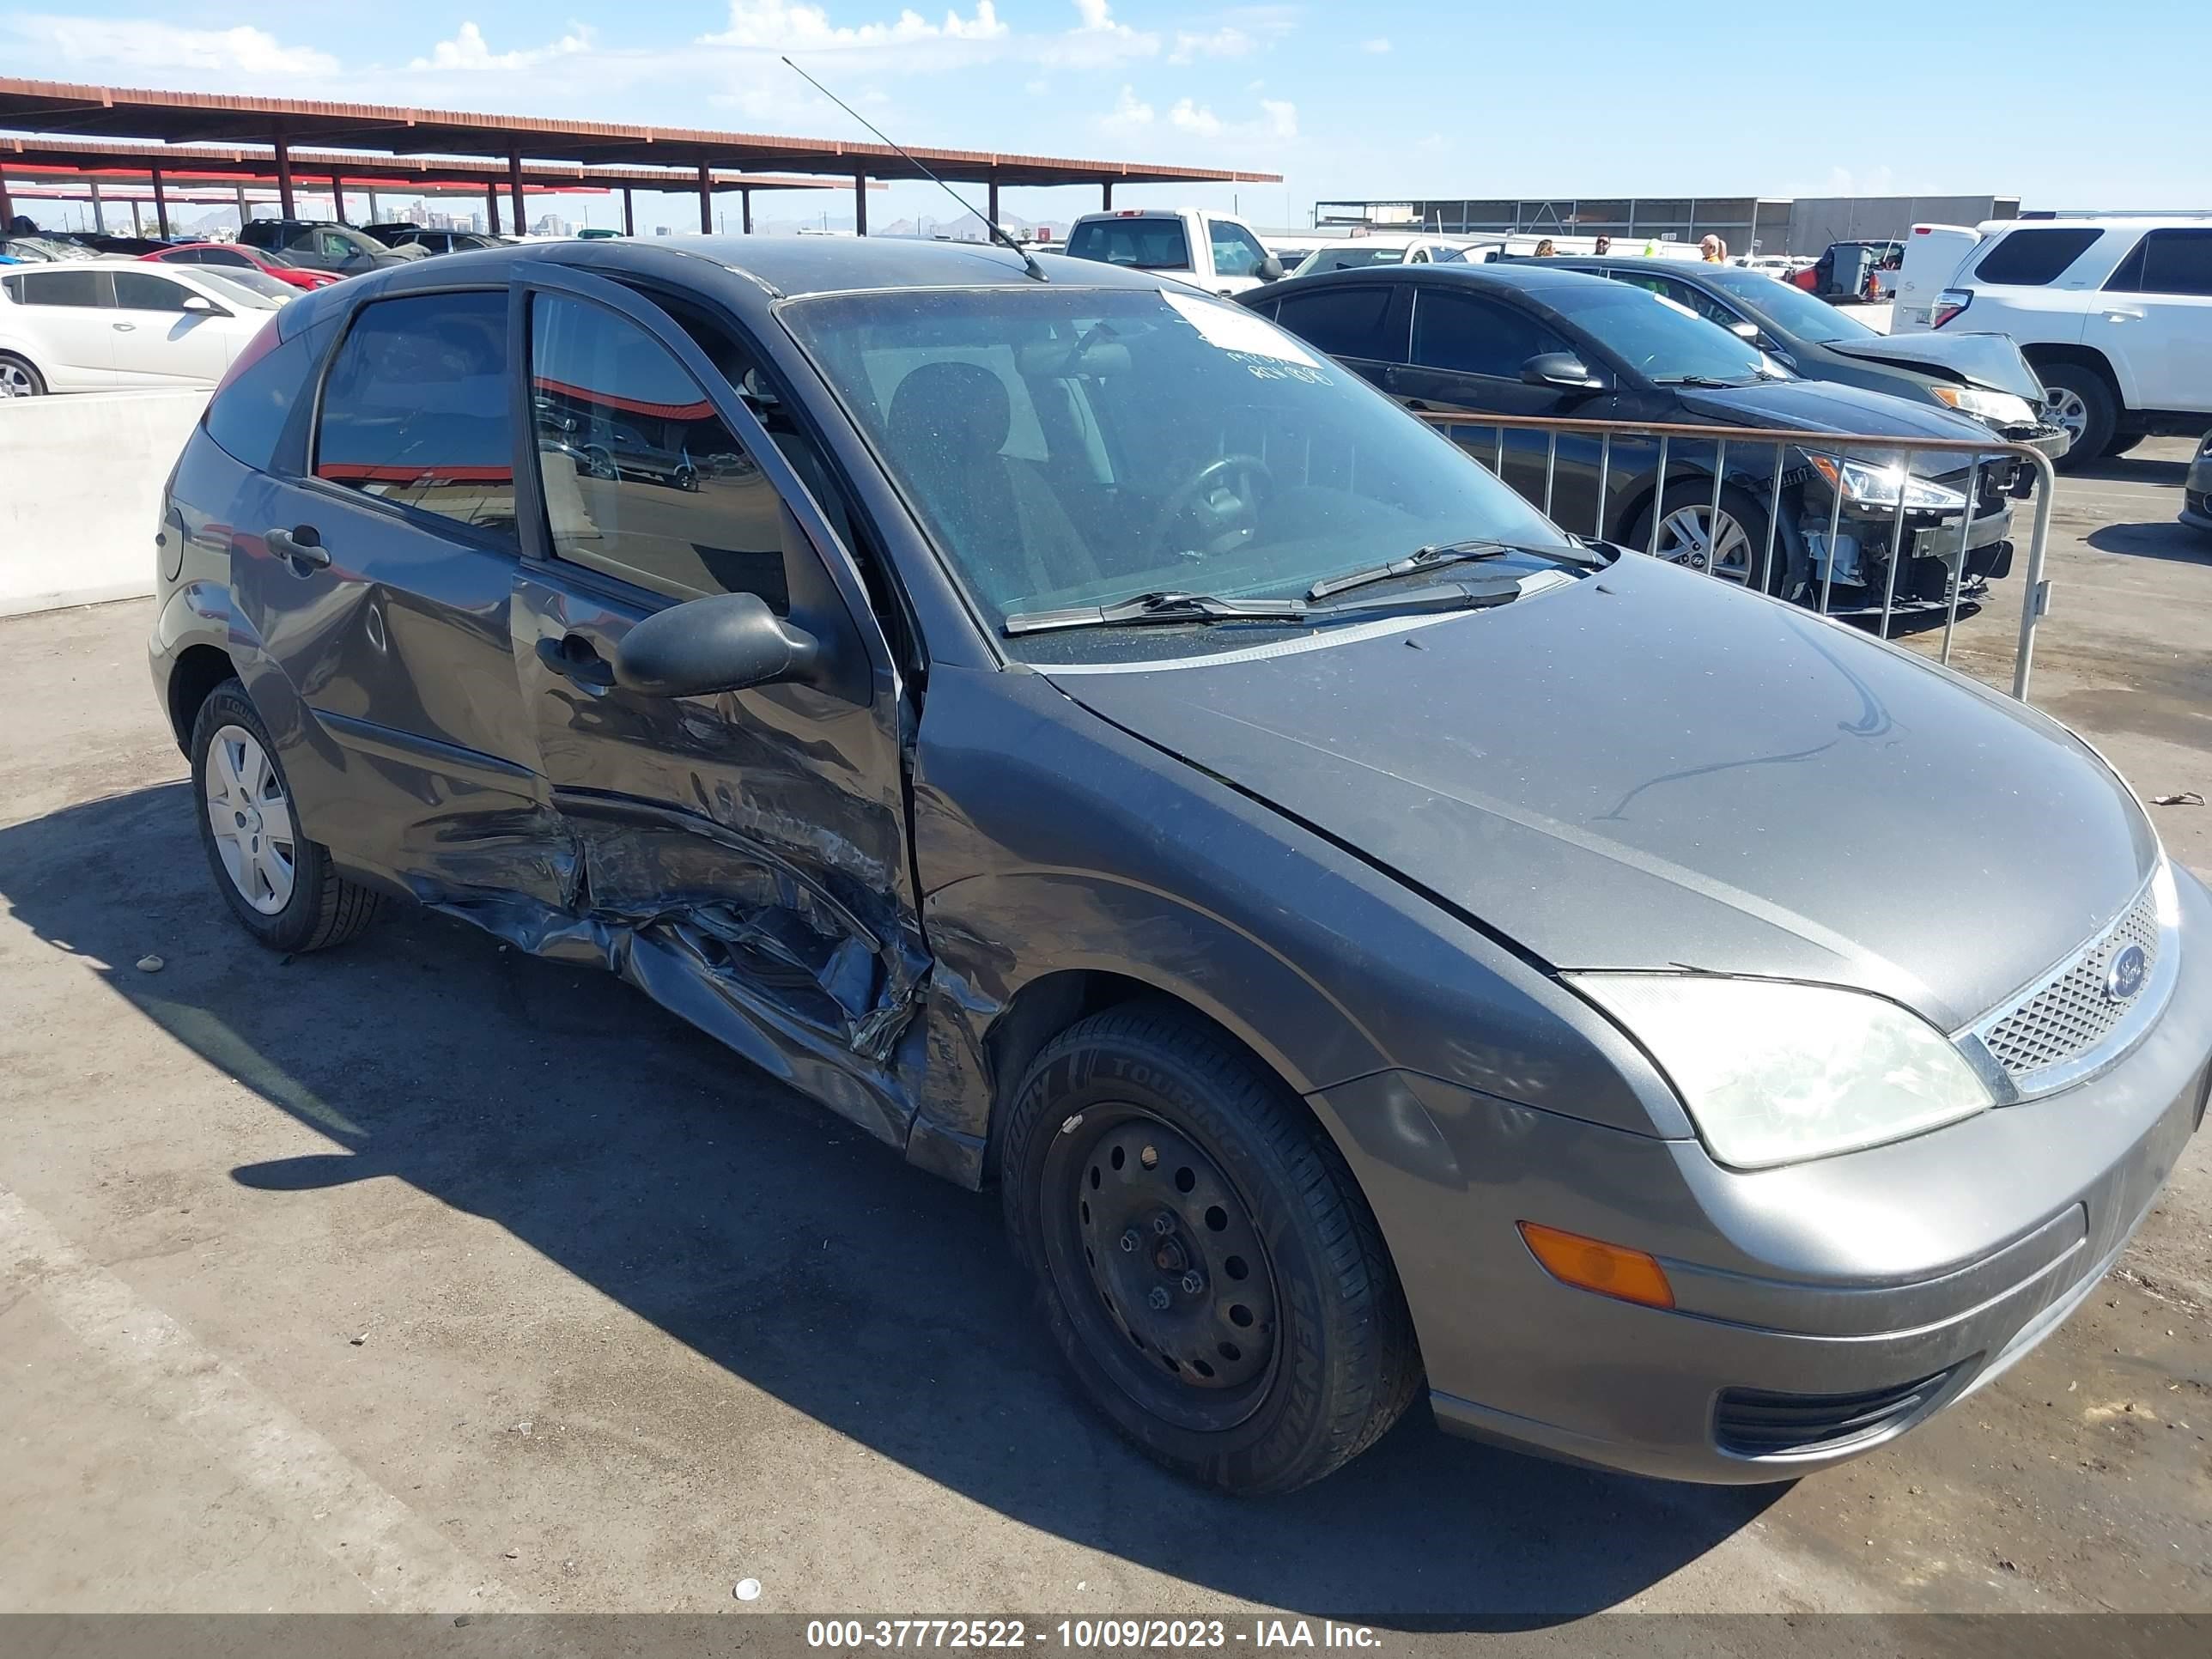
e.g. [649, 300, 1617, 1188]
[1145, 453, 1275, 558]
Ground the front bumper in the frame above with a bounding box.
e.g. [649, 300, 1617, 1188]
[2183, 453, 2212, 533]
[1309, 866, 2212, 1485]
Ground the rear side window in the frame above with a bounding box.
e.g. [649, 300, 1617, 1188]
[12, 268, 110, 307]
[1411, 289, 1571, 377]
[313, 290, 516, 544]
[1972, 228, 2102, 286]
[2106, 228, 2212, 297]
[1273, 285, 1401, 361]
[1065, 217, 1193, 271]
[204, 324, 316, 471]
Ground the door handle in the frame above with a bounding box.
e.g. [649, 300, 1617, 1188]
[265, 525, 330, 571]
[112, 321, 136, 332]
[537, 633, 616, 690]
[2103, 309, 2144, 322]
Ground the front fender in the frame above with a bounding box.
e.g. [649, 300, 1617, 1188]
[905, 665, 1684, 1186]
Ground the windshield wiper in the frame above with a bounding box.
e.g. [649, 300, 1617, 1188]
[1307, 538, 1597, 600]
[1001, 580, 1522, 637]
[1653, 374, 1748, 388]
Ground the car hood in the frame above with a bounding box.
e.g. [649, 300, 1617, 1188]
[1670, 377, 2001, 445]
[1045, 556, 2155, 1032]
[1821, 329, 2045, 400]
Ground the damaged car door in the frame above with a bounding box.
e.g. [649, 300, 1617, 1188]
[507, 268, 929, 1148]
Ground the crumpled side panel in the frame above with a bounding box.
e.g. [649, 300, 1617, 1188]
[410, 802, 930, 1149]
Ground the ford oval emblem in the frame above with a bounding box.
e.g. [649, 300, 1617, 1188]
[2106, 943, 2148, 1003]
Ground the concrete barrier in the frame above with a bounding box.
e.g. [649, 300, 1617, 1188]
[0, 388, 208, 619]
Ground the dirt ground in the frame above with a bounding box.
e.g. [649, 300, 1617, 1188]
[0, 441, 2205, 1630]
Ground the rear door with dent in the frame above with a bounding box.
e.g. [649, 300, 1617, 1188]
[226, 278, 562, 902]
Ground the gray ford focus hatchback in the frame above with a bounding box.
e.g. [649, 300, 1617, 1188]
[149, 238, 2211, 1494]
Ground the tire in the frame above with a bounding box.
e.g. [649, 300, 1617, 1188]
[0, 353, 46, 398]
[1631, 481, 1783, 594]
[190, 679, 381, 953]
[2038, 363, 2117, 472]
[1001, 1000, 1421, 1495]
[2102, 430, 2148, 459]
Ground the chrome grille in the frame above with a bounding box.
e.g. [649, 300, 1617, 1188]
[1979, 882, 2161, 1083]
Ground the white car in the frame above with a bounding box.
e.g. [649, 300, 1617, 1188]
[1899, 216, 2212, 468]
[0, 259, 278, 396]
[1290, 233, 1504, 276]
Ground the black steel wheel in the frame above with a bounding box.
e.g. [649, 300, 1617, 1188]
[1002, 1000, 1421, 1494]
[1048, 1109, 1279, 1431]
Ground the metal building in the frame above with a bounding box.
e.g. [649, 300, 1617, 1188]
[1313, 195, 2022, 255]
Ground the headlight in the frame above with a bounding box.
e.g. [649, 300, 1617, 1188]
[1569, 975, 1994, 1170]
[1930, 384, 2038, 428]
[1809, 454, 1969, 512]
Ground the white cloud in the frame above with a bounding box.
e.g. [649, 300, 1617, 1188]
[703, 0, 1007, 49]
[1169, 27, 1253, 64]
[1362, 37, 1392, 53]
[1164, 94, 1294, 143]
[1100, 84, 1155, 129]
[409, 21, 596, 72]
[1073, 0, 1120, 29]
[3, 15, 338, 78]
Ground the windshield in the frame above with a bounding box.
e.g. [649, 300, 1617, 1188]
[196, 270, 287, 308]
[1537, 283, 1776, 385]
[780, 286, 1575, 664]
[1697, 266, 1876, 344]
[1064, 218, 1193, 272]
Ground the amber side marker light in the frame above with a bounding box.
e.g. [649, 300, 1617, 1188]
[1516, 1222, 1675, 1310]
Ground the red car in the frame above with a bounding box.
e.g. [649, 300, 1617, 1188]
[140, 242, 342, 291]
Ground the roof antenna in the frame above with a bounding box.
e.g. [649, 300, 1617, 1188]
[781, 55, 1048, 282]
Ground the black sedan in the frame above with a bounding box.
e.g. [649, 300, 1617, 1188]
[1243, 263, 2014, 613]
[1534, 255, 2069, 464]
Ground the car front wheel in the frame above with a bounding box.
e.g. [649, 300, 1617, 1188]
[0, 353, 46, 397]
[2038, 365, 2116, 471]
[1001, 1000, 1421, 1494]
[191, 679, 381, 953]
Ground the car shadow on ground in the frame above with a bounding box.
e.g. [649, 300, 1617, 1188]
[0, 783, 1783, 1626]
[2086, 521, 2212, 565]
[2068, 454, 2191, 488]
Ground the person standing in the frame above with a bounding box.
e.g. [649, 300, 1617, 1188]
[1593, 235, 1612, 255]
[1534, 238, 1557, 257]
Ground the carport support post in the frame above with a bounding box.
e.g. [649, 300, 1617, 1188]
[740, 188, 753, 235]
[366, 188, 379, 224]
[622, 186, 635, 237]
[149, 167, 169, 238]
[854, 172, 867, 236]
[88, 176, 105, 234]
[987, 173, 1000, 231]
[697, 165, 713, 234]
[1101, 181, 1113, 211]
[485, 184, 501, 237]
[0, 173, 13, 231]
[508, 151, 526, 236]
[273, 133, 295, 221]
[329, 176, 346, 224]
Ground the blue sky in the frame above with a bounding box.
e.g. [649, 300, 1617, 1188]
[5, 2, 2205, 233]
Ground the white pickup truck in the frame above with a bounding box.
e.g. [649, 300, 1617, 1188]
[1061, 208, 1284, 297]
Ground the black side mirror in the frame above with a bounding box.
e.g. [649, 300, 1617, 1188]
[615, 592, 820, 699]
[1521, 352, 1604, 392]
[1256, 255, 1285, 283]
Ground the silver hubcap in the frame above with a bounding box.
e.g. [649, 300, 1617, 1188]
[2046, 386, 2088, 444]
[204, 725, 296, 915]
[1656, 504, 1756, 584]
[0, 362, 34, 398]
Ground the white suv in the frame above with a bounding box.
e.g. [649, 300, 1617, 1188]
[1920, 217, 2212, 470]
